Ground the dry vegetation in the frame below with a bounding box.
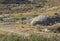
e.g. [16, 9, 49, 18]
[0, 0, 60, 41]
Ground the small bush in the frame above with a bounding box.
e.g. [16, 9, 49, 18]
[36, 25, 43, 31]
[32, 13, 38, 17]
[20, 16, 27, 21]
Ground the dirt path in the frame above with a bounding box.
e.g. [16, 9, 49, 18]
[0, 26, 30, 36]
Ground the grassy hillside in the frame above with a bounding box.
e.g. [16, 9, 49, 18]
[0, 32, 60, 41]
[0, 0, 60, 41]
[0, 0, 60, 15]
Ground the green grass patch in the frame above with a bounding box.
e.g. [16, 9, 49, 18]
[0, 33, 60, 41]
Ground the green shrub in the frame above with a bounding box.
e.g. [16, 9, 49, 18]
[36, 25, 43, 31]
[20, 16, 27, 21]
[32, 13, 38, 17]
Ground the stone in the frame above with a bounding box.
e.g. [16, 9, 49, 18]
[31, 15, 55, 26]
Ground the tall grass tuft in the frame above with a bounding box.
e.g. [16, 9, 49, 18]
[0, 33, 60, 41]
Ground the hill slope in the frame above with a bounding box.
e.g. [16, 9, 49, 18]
[0, 0, 60, 14]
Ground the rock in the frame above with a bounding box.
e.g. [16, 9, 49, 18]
[31, 15, 55, 26]
[41, 28, 51, 32]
